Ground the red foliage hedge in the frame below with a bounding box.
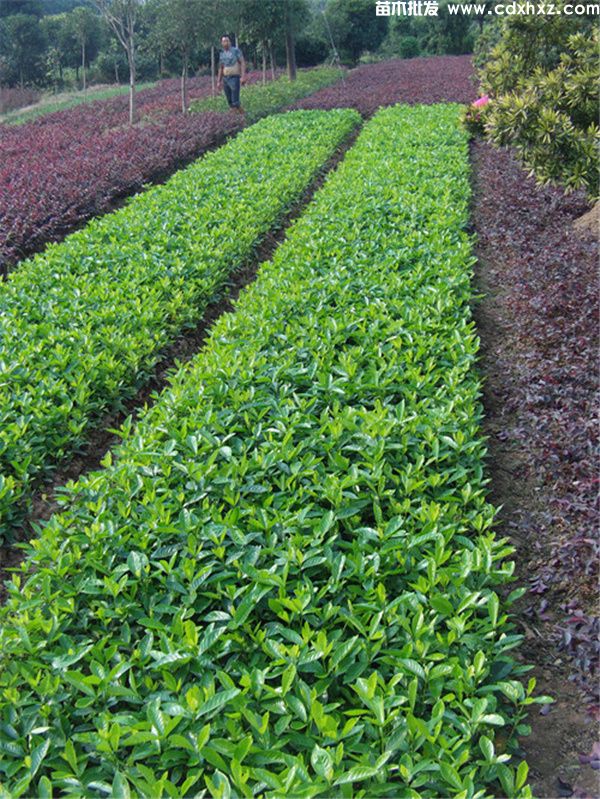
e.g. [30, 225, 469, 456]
[0, 87, 41, 114]
[292, 55, 474, 116]
[471, 139, 599, 709]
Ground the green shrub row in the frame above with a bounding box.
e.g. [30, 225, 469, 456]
[0, 104, 544, 798]
[0, 108, 360, 541]
[190, 67, 344, 122]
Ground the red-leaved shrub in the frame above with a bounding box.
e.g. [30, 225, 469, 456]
[292, 55, 474, 116]
[0, 87, 40, 114]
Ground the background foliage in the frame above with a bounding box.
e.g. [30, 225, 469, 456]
[0, 0, 486, 95]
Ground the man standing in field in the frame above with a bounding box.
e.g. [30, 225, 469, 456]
[217, 35, 246, 114]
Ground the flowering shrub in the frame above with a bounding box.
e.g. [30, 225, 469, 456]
[462, 95, 490, 137]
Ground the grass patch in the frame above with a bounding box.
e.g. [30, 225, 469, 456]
[0, 82, 156, 125]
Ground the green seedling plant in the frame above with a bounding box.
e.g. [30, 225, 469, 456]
[0, 104, 548, 797]
[190, 67, 344, 122]
[0, 108, 360, 542]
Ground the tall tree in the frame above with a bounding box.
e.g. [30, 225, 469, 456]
[0, 13, 46, 86]
[40, 13, 74, 85]
[0, 1, 43, 18]
[155, 0, 204, 112]
[142, 0, 174, 77]
[238, 0, 305, 81]
[202, 0, 238, 96]
[422, 3, 473, 55]
[69, 6, 101, 91]
[238, 0, 280, 84]
[326, 0, 388, 63]
[93, 0, 141, 123]
[283, 0, 303, 80]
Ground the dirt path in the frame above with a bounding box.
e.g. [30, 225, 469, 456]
[470, 140, 599, 798]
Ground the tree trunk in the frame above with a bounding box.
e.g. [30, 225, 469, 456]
[262, 43, 267, 85]
[211, 45, 216, 97]
[269, 41, 275, 81]
[284, 6, 297, 82]
[82, 40, 87, 94]
[285, 30, 296, 81]
[181, 54, 188, 114]
[128, 42, 136, 124]
[114, 58, 119, 84]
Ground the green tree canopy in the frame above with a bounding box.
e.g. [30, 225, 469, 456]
[0, 12, 46, 85]
[326, 0, 388, 63]
[0, 0, 43, 19]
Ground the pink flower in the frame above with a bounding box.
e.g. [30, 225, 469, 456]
[473, 95, 490, 108]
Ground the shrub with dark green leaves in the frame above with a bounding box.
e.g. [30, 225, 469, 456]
[478, 11, 593, 95]
[0, 104, 545, 798]
[190, 68, 344, 122]
[399, 36, 420, 59]
[472, 20, 503, 74]
[0, 108, 360, 542]
[479, 13, 599, 197]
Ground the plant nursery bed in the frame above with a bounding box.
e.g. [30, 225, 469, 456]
[0, 121, 364, 605]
